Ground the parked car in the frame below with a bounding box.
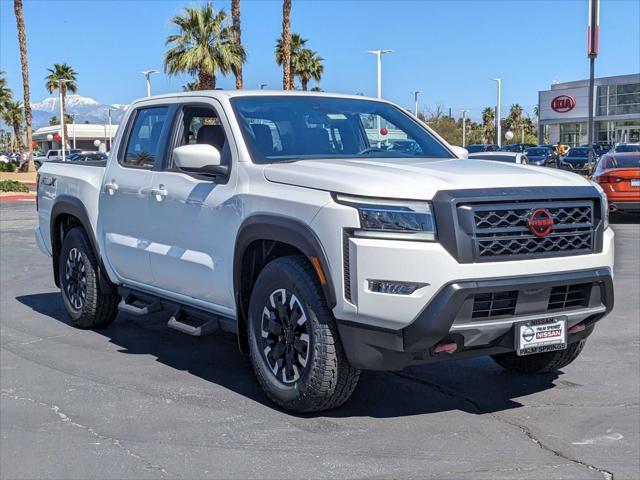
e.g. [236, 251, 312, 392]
[561, 147, 597, 175]
[67, 151, 107, 162]
[524, 146, 558, 167]
[592, 152, 640, 214]
[35, 91, 614, 413]
[468, 151, 528, 164]
[34, 149, 83, 168]
[498, 143, 536, 153]
[466, 144, 499, 154]
[612, 143, 640, 153]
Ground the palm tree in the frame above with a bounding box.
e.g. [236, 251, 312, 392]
[49, 115, 59, 126]
[1, 100, 24, 158]
[45, 63, 78, 145]
[164, 2, 245, 90]
[182, 81, 200, 92]
[275, 33, 306, 75]
[481, 107, 495, 144]
[295, 49, 323, 91]
[281, 0, 292, 90]
[13, 0, 35, 171]
[231, 0, 243, 89]
[0, 70, 11, 106]
[506, 103, 524, 141]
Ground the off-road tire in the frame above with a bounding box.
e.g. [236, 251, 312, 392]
[248, 255, 360, 413]
[58, 227, 119, 329]
[491, 339, 587, 374]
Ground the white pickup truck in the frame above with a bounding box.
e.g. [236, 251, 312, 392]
[35, 91, 614, 412]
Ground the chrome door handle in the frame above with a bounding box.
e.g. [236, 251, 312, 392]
[105, 180, 119, 195]
[151, 185, 167, 201]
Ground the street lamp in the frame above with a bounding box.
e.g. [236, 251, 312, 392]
[412, 90, 421, 117]
[107, 107, 116, 150]
[57, 79, 71, 161]
[258, 83, 268, 90]
[141, 70, 159, 96]
[366, 49, 393, 99]
[491, 78, 502, 147]
[461, 109, 469, 147]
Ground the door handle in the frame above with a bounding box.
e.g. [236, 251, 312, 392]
[151, 185, 168, 201]
[105, 180, 119, 195]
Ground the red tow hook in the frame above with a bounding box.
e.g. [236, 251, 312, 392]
[434, 342, 458, 354]
[568, 323, 586, 334]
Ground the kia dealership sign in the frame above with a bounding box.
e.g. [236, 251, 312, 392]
[551, 95, 576, 113]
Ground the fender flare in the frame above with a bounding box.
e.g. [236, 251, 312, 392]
[50, 195, 114, 292]
[233, 215, 337, 352]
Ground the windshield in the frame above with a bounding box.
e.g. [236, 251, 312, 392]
[524, 148, 547, 156]
[567, 148, 589, 157]
[614, 144, 640, 153]
[230, 96, 454, 163]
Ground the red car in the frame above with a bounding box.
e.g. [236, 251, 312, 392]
[592, 152, 640, 214]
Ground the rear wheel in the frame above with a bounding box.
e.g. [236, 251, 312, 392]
[58, 227, 119, 329]
[247, 256, 360, 413]
[491, 340, 587, 374]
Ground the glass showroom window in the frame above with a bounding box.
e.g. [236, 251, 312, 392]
[560, 123, 586, 146]
[598, 83, 640, 116]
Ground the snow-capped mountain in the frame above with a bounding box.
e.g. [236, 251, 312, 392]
[30, 95, 129, 129]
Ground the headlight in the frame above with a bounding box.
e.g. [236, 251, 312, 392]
[335, 194, 436, 241]
[589, 180, 609, 229]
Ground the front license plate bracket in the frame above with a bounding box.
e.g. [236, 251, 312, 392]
[515, 316, 567, 356]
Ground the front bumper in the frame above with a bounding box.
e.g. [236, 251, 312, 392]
[337, 268, 613, 370]
[610, 201, 640, 213]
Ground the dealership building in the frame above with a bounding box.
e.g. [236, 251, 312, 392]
[538, 73, 640, 146]
[32, 123, 118, 152]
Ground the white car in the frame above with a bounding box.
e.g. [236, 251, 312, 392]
[468, 151, 529, 164]
[35, 91, 614, 412]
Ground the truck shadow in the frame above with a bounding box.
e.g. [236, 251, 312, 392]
[17, 292, 561, 419]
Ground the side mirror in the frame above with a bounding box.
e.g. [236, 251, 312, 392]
[173, 144, 228, 176]
[449, 145, 469, 159]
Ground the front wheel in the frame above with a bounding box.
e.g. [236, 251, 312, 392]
[491, 340, 587, 374]
[58, 227, 119, 329]
[247, 256, 360, 413]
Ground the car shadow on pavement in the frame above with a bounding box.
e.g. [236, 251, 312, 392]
[17, 292, 561, 419]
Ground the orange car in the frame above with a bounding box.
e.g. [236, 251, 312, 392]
[593, 152, 640, 214]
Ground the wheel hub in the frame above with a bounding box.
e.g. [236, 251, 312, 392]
[261, 289, 310, 384]
[64, 247, 87, 311]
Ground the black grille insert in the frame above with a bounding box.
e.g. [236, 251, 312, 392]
[472, 290, 518, 318]
[548, 283, 592, 310]
[343, 232, 352, 302]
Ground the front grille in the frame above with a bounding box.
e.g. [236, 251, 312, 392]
[548, 283, 592, 310]
[469, 201, 595, 260]
[472, 290, 518, 318]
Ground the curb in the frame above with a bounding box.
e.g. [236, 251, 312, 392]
[0, 194, 36, 202]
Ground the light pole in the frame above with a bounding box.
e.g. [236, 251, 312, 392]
[587, 0, 600, 167]
[57, 79, 71, 161]
[366, 49, 393, 99]
[412, 90, 421, 117]
[141, 70, 159, 96]
[461, 109, 469, 147]
[491, 78, 502, 147]
[258, 83, 268, 90]
[71, 114, 76, 149]
[107, 107, 115, 151]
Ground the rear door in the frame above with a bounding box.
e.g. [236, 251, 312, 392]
[98, 104, 174, 286]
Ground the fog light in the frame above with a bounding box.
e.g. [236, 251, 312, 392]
[367, 280, 428, 295]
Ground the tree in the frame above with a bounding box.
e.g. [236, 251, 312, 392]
[182, 81, 200, 92]
[49, 115, 58, 126]
[164, 2, 245, 90]
[505, 103, 524, 143]
[231, 0, 243, 89]
[275, 33, 306, 75]
[13, 0, 35, 171]
[1, 100, 24, 158]
[45, 63, 78, 146]
[295, 48, 323, 91]
[281, 0, 292, 90]
[0, 70, 11, 106]
[481, 107, 495, 144]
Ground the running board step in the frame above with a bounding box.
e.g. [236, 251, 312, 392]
[117, 288, 163, 316]
[167, 308, 220, 336]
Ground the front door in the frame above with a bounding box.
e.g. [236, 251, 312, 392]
[146, 102, 239, 315]
[98, 105, 172, 286]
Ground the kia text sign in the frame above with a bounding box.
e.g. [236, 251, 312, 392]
[551, 95, 576, 113]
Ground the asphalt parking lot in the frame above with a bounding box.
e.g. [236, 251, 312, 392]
[1, 201, 638, 480]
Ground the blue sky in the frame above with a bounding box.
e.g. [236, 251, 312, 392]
[1, 0, 639, 120]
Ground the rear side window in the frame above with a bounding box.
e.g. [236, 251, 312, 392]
[122, 107, 169, 168]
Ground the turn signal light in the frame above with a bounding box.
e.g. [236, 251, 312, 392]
[368, 280, 428, 295]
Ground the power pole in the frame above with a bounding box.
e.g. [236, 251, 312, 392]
[587, 0, 600, 168]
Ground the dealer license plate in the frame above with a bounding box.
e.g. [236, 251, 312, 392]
[631, 179, 640, 187]
[516, 317, 567, 356]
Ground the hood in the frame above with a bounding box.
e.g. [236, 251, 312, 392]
[263, 157, 590, 200]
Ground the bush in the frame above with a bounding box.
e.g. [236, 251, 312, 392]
[0, 180, 30, 193]
[0, 162, 17, 173]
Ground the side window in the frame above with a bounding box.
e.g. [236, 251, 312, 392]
[172, 105, 231, 171]
[122, 106, 168, 168]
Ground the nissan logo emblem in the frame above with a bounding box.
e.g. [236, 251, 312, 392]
[527, 209, 554, 237]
